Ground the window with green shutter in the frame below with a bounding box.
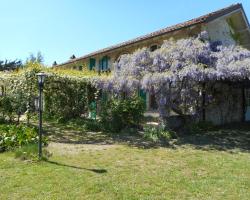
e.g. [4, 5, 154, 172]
[98, 56, 110, 71]
[106, 56, 110, 70]
[103, 57, 106, 71]
[89, 58, 96, 70]
[139, 89, 147, 108]
[99, 59, 102, 71]
[103, 56, 109, 70]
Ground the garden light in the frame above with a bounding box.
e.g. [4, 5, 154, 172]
[36, 72, 46, 159]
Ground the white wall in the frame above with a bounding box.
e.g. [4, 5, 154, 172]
[205, 17, 236, 46]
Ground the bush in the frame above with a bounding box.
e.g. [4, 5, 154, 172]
[44, 77, 96, 120]
[185, 121, 215, 134]
[100, 96, 145, 133]
[0, 96, 14, 121]
[143, 124, 177, 143]
[0, 94, 27, 123]
[0, 124, 47, 152]
[15, 144, 51, 161]
[67, 118, 102, 132]
[0, 116, 6, 124]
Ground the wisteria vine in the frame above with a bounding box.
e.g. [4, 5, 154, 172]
[97, 31, 250, 123]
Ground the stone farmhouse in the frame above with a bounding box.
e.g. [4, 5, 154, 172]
[55, 3, 250, 125]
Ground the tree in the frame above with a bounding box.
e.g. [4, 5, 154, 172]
[0, 59, 22, 71]
[70, 54, 76, 59]
[52, 61, 57, 66]
[27, 51, 44, 63]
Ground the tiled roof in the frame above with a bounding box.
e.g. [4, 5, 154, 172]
[57, 3, 243, 67]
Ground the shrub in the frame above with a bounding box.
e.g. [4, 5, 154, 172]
[0, 94, 27, 123]
[0, 124, 47, 152]
[100, 96, 145, 133]
[143, 124, 177, 143]
[0, 116, 6, 124]
[185, 121, 215, 134]
[44, 78, 96, 120]
[0, 96, 14, 122]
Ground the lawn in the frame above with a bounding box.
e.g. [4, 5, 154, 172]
[0, 122, 249, 200]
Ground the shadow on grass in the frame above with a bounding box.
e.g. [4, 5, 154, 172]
[42, 120, 250, 152]
[46, 160, 107, 174]
[42, 121, 113, 145]
[44, 123, 158, 148]
[175, 122, 250, 153]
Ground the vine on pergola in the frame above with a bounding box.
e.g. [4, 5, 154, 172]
[97, 32, 250, 124]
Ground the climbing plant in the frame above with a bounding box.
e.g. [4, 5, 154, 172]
[96, 31, 250, 125]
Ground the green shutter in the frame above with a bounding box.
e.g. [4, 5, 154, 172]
[104, 56, 108, 70]
[97, 56, 110, 71]
[99, 59, 102, 71]
[101, 56, 110, 71]
[106, 56, 110, 70]
[102, 56, 106, 70]
[89, 101, 97, 120]
[89, 58, 96, 70]
[139, 89, 147, 107]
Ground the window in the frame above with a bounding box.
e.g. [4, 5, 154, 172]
[78, 65, 83, 71]
[102, 56, 108, 70]
[115, 52, 129, 62]
[150, 44, 158, 52]
[98, 59, 102, 71]
[89, 58, 96, 70]
[99, 56, 110, 71]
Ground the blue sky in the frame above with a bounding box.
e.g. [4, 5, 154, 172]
[0, 0, 249, 65]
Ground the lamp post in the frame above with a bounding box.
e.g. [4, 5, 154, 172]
[37, 72, 46, 159]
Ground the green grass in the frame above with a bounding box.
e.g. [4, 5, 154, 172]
[0, 121, 250, 200]
[14, 144, 51, 161]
